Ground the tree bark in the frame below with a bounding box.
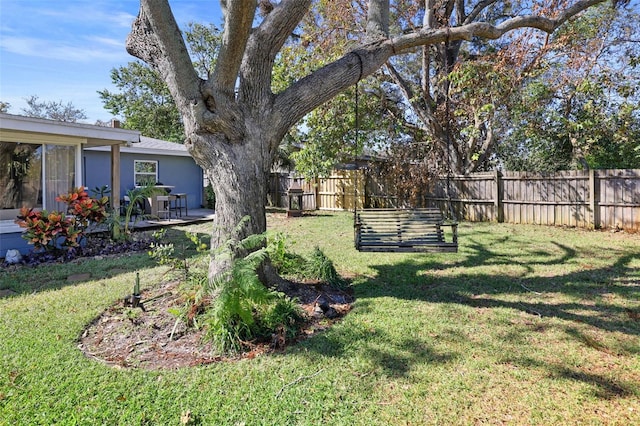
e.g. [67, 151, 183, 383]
[200, 133, 270, 279]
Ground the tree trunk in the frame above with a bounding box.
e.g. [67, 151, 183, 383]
[188, 129, 271, 282]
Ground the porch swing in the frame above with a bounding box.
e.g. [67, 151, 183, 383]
[352, 45, 458, 253]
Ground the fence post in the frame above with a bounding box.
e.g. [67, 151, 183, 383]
[589, 169, 600, 229]
[494, 170, 504, 223]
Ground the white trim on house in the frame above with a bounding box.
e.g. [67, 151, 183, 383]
[84, 136, 191, 157]
[0, 113, 140, 146]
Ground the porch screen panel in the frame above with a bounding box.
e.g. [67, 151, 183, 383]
[44, 144, 76, 212]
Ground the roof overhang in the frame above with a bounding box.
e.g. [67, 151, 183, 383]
[0, 113, 140, 147]
[85, 135, 191, 157]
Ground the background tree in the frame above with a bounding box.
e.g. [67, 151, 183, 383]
[99, 23, 221, 142]
[98, 61, 185, 142]
[125, 0, 609, 281]
[21, 95, 87, 122]
[497, 4, 640, 171]
[272, 1, 398, 179]
[298, 2, 639, 175]
[0, 101, 10, 113]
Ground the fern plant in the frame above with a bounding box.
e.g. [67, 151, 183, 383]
[202, 218, 305, 354]
[266, 232, 306, 275]
[204, 223, 272, 353]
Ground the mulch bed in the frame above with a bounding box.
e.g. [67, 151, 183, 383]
[78, 278, 353, 370]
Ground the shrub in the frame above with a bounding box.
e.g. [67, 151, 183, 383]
[15, 208, 82, 251]
[268, 236, 345, 288]
[203, 234, 273, 353]
[56, 186, 108, 229]
[200, 221, 307, 354]
[16, 187, 108, 252]
[256, 296, 306, 343]
[304, 246, 343, 286]
[266, 232, 306, 275]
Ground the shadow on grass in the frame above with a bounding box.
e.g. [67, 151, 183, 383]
[303, 325, 457, 378]
[300, 228, 639, 396]
[502, 355, 637, 399]
[359, 245, 639, 336]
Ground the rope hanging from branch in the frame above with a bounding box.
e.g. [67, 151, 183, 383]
[444, 29, 456, 221]
[352, 51, 364, 222]
[351, 48, 459, 254]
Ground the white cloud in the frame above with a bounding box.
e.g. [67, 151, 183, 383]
[86, 36, 127, 49]
[37, 4, 136, 28]
[0, 36, 129, 63]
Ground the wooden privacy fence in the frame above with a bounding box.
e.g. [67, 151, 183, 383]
[268, 170, 365, 211]
[268, 169, 640, 231]
[425, 169, 640, 231]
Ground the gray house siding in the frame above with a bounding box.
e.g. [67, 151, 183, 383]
[83, 151, 203, 210]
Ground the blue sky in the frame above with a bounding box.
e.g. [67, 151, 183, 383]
[0, 1, 222, 123]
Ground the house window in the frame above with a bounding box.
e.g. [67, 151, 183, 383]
[0, 142, 76, 220]
[134, 160, 158, 186]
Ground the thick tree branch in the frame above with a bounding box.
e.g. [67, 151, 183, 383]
[385, 61, 441, 137]
[274, 43, 394, 131]
[463, 0, 499, 25]
[126, 0, 201, 110]
[242, 0, 311, 105]
[366, 0, 390, 40]
[385, 62, 415, 102]
[392, 0, 607, 53]
[211, 0, 257, 98]
[275, 0, 606, 128]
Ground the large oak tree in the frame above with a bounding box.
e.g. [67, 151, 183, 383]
[126, 0, 607, 280]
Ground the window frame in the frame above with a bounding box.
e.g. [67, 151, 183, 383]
[133, 160, 158, 187]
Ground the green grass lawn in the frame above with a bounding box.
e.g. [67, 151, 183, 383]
[1, 212, 639, 425]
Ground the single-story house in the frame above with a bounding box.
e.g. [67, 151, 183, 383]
[0, 113, 203, 258]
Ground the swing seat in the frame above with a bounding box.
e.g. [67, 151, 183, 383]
[355, 208, 458, 253]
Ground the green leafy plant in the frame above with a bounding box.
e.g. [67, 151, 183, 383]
[148, 242, 182, 269]
[148, 230, 206, 277]
[56, 186, 109, 230]
[203, 227, 272, 353]
[186, 231, 209, 253]
[15, 208, 82, 251]
[168, 269, 210, 339]
[204, 183, 216, 210]
[267, 234, 345, 288]
[116, 184, 159, 239]
[256, 295, 306, 344]
[201, 219, 306, 354]
[304, 246, 344, 287]
[266, 232, 305, 275]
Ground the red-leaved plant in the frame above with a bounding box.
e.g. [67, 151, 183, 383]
[15, 208, 82, 251]
[15, 187, 108, 252]
[56, 187, 109, 229]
